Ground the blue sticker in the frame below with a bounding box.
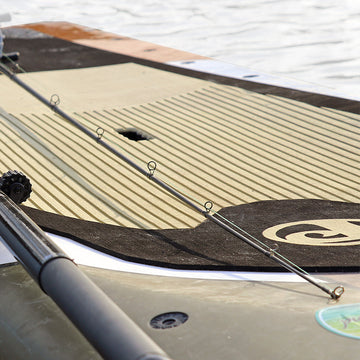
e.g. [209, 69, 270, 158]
[316, 304, 360, 339]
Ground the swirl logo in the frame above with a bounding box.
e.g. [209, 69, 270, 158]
[262, 219, 360, 246]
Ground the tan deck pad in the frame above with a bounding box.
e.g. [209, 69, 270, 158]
[1, 63, 360, 228]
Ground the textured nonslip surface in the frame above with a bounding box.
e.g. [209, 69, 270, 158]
[2, 62, 360, 229]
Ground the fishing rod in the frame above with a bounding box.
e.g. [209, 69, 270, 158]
[0, 172, 170, 360]
[0, 62, 344, 300]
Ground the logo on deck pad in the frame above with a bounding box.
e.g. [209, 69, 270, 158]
[316, 304, 360, 339]
[263, 219, 360, 246]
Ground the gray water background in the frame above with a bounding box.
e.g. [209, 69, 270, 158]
[3, 0, 360, 99]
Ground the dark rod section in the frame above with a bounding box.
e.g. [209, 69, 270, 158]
[0, 192, 170, 360]
[41, 258, 169, 360]
[0, 192, 67, 282]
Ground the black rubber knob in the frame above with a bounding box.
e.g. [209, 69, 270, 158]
[0, 170, 32, 204]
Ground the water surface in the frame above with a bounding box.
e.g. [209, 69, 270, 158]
[3, 0, 360, 98]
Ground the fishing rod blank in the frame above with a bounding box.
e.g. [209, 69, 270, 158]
[0, 63, 344, 300]
[0, 190, 171, 360]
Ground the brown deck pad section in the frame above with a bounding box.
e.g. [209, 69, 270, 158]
[22, 199, 360, 272]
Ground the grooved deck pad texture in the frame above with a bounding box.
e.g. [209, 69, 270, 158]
[2, 28, 360, 270]
[1, 63, 360, 229]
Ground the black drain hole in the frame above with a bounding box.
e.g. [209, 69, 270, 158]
[150, 312, 188, 330]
